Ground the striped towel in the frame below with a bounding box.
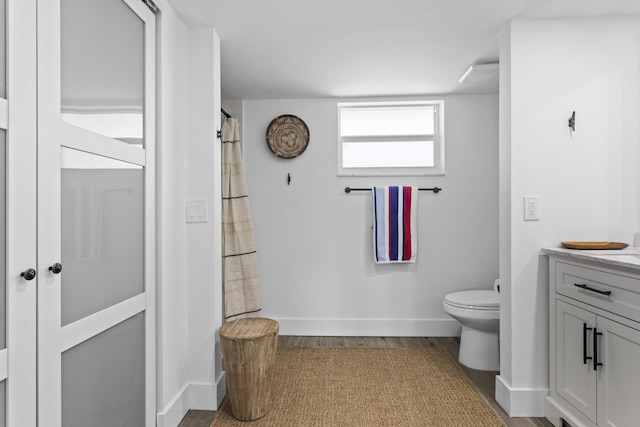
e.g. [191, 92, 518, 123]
[373, 186, 418, 263]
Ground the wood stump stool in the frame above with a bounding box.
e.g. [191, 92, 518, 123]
[219, 317, 279, 421]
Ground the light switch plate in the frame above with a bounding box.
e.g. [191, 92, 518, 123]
[186, 199, 208, 223]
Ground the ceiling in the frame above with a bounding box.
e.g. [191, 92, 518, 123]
[167, 0, 640, 100]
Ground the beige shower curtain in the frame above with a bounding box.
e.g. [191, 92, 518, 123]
[221, 117, 262, 320]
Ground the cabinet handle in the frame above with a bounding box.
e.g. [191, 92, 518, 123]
[574, 283, 612, 296]
[593, 327, 603, 372]
[583, 323, 593, 365]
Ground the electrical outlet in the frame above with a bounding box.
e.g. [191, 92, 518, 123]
[524, 196, 540, 221]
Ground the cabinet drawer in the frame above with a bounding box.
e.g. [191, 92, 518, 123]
[556, 261, 640, 321]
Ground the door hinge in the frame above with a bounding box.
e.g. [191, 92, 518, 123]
[141, 0, 158, 13]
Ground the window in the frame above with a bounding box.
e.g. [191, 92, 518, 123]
[338, 100, 444, 176]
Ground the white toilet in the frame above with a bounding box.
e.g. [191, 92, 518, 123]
[443, 280, 500, 371]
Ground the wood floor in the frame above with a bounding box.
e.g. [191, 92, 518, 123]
[179, 336, 553, 427]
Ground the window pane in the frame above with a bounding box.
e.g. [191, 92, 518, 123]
[343, 141, 434, 168]
[340, 106, 434, 137]
[61, 148, 144, 326]
[61, 0, 144, 146]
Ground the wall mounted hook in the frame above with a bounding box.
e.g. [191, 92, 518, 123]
[568, 111, 575, 132]
[287, 173, 291, 185]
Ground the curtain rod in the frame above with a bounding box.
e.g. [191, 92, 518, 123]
[345, 187, 442, 194]
[221, 108, 231, 118]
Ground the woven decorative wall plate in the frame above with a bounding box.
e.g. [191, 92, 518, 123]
[265, 114, 310, 159]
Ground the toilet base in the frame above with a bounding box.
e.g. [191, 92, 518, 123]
[458, 325, 499, 371]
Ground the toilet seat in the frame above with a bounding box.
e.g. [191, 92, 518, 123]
[444, 290, 499, 311]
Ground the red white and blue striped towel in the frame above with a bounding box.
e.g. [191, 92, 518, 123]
[373, 186, 418, 263]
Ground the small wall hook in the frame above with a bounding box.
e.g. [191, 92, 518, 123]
[568, 111, 575, 132]
[287, 173, 291, 185]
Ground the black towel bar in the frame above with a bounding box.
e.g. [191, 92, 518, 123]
[345, 187, 442, 194]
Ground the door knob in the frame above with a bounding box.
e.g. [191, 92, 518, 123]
[49, 263, 63, 274]
[20, 268, 37, 281]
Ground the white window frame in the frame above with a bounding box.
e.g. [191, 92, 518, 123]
[337, 100, 445, 176]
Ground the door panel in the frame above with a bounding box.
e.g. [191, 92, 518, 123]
[0, 126, 5, 427]
[61, 0, 145, 146]
[6, 0, 38, 425]
[61, 149, 144, 326]
[0, 0, 4, 98]
[0, 0, 6, 422]
[0, 383, 4, 427]
[37, 0, 155, 425]
[0, 130, 5, 351]
[62, 313, 145, 427]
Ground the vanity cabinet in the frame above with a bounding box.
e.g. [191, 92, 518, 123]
[545, 251, 640, 427]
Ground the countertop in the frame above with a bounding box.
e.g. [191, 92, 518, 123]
[542, 246, 640, 270]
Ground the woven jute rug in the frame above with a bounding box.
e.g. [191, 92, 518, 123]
[211, 346, 505, 427]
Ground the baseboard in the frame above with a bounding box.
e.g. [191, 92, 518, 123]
[156, 384, 190, 427]
[272, 317, 461, 337]
[495, 375, 548, 417]
[216, 371, 227, 408]
[156, 375, 226, 427]
[188, 383, 218, 411]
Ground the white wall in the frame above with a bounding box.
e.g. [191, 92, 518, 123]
[156, 4, 223, 426]
[242, 95, 499, 337]
[497, 17, 640, 417]
[186, 27, 224, 411]
[156, 3, 190, 426]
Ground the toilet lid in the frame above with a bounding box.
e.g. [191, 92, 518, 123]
[444, 290, 499, 310]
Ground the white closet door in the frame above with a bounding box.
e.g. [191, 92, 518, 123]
[5, 0, 38, 426]
[37, 0, 156, 426]
[0, 2, 7, 423]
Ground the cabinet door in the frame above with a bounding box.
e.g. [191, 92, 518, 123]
[596, 317, 640, 427]
[556, 300, 597, 422]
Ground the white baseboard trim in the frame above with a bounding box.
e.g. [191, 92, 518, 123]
[156, 384, 190, 427]
[156, 374, 226, 427]
[216, 371, 227, 408]
[495, 375, 548, 417]
[272, 317, 461, 337]
[188, 383, 218, 411]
